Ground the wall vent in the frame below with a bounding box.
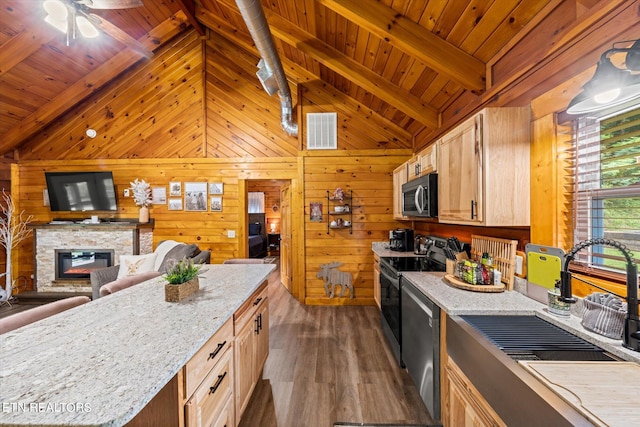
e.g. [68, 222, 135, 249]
[306, 112, 337, 150]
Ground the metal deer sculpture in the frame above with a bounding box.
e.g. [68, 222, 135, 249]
[317, 262, 354, 298]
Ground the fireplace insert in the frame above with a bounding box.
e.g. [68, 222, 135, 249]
[55, 250, 114, 280]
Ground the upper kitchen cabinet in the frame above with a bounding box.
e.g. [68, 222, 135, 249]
[407, 144, 438, 181]
[437, 107, 530, 226]
[393, 163, 409, 220]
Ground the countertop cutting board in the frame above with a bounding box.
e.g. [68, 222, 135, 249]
[519, 361, 640, 426]
[526, 244, 564, 290]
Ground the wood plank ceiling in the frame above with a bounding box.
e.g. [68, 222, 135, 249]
[1, 0, 575, 157]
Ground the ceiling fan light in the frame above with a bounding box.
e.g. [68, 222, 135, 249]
[44, 15, 68, 34]
[43, 0, 68, 21]
[76, 16, 100, 38]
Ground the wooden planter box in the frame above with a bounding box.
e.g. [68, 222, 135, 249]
[164, 277, 199, 302]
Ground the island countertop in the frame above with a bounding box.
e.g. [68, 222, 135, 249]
[0, 263, 275, 427]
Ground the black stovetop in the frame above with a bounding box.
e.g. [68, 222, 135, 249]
[380, 256, 446, 273]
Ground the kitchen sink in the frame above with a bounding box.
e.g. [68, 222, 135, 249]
[460, 315, 618, 361]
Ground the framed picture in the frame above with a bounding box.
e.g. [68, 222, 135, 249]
[184, 182, 208, 211]
[168, 198, 183, 211]
[310, 202, 323, 222]
[152, 187, 166, 205]
[210, 196, 222, 212]
[169, 182, 182, 197]
[209, 182, 224, 195]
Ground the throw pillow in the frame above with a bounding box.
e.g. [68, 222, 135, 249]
[158, 244, 200, 274]
[152, 240, 181, 271]
[117, 253, 158, 279]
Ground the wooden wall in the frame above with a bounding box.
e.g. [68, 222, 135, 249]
[303, 151, 411, 305]
[10, 28, 414, 305]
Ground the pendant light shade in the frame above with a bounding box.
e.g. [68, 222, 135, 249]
[567, 40, 640, 115]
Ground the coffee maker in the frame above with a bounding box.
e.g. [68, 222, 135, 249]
[389, 228, 414, 252]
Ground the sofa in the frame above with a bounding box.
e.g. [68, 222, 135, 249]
[0, 296, 91, 334]
[90, 240, 210, 299]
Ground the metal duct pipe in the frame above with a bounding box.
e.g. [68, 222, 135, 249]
[235, 0, 298, 136]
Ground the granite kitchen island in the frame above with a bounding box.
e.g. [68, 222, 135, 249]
[0, 263, 275, 426]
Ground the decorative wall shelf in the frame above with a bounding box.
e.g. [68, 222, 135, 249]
[327, 190, 353, 234]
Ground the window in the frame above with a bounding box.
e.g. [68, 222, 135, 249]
[572, 107, 640, 273]
[248, 192, 265, 213]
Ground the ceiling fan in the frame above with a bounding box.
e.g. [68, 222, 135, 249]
[43, 0, 152, 57]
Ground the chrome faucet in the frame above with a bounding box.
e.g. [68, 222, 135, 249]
[559, 238, 639, 352]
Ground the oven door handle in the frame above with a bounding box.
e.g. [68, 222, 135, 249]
[380, 268, 400, 289]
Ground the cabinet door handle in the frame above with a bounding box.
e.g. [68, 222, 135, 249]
[209, 371, 227, 395]
[208, 341, 226, 361]
[258, 313, 263, 331]
[254, 317, 260, 334]
[253, 297, 263, 306]
[471, 200, 477, 219]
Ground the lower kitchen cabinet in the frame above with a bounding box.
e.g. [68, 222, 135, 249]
[373, 254, 381, 309]
[443, 357, 506, 427]
[234, 281, 269, 421]
[185, 348, 234, 427]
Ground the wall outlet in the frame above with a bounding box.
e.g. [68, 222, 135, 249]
[227, 230, 236, 238]
[124, 189, 130, 197]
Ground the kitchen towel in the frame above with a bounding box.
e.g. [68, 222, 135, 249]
[581, 292, 627, 339]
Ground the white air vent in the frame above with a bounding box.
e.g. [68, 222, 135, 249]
[306, 112, 337, 150]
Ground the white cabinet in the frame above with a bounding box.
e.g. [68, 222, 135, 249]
[437, 107, 530, 226]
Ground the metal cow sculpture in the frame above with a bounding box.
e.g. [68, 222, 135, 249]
[317, 262, 354, 298]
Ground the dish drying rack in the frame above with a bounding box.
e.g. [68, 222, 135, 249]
[470, 235, 518, 290]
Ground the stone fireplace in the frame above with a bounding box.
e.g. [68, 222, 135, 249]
[31, 222, 153, 293]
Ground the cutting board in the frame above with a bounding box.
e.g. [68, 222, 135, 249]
[526, 244, 564, 290]
[519, 361, 640, 426]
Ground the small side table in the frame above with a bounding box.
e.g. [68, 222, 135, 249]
[268, 233, 280, 256]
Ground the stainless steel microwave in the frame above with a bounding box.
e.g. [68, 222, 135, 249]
[402, 173, 438, 217]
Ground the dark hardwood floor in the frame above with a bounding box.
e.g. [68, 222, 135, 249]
[239, 267, 436, 427]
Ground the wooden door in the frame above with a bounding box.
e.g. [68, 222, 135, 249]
[280, 184, 292, 292]
[438, 116, 483, 224]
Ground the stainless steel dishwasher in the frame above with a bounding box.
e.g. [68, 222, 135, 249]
[401, 279, 440, 420]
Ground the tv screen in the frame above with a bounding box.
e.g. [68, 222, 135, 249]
[45, 171, 118, 212]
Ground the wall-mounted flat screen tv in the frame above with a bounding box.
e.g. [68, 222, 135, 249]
[45, 171, 118, 212]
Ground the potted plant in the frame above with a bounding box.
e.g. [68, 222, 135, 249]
[163, 257, 202, 302]
[130, 178, 151, 223]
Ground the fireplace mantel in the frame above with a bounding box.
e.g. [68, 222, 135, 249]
[31, 220, 154, 293]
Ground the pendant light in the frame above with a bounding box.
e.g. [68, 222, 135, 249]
[567, 40, 640, 115]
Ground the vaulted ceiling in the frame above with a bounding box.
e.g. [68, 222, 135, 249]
[0, 0, 628, 157]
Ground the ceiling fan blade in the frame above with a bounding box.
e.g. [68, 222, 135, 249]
[85, 12, 153, 57]
[80, 0, 143, 9]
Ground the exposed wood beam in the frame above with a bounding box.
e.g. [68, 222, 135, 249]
[89, 13, 154, 57]
[265, 11, 438, 128]
[314, 0, 486, 93]
[174, 0, 206, 36]
[198, 5, 438, 128]
[0, 27, 57, 76]
[0, 12, 189, 154]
